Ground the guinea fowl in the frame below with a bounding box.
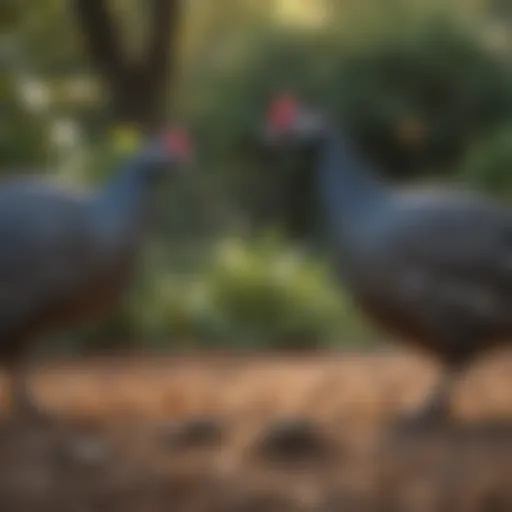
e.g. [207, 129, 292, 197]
[263, 93, 512, 428]
[0, 128, 192, 423]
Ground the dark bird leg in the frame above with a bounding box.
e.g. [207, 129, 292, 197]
[7, 349, 106, 466]
[394, 330, 480, 433]
[7, 354, 102, 467]
[398, 365, 461, 431]
[7, 350, 51, 426]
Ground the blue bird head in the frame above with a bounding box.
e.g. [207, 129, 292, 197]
[138, 127, 194, 169]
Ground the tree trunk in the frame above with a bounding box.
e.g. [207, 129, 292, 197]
[71, 0, 183, 132]
[110, 72, 163, 129]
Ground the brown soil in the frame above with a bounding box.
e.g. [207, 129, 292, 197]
[2, 350, 512, 511]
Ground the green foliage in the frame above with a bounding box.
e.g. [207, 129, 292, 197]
[0, 105, 49, 169]
[194, 234, 350, 348]
[335, 18, 512, 177]
[0, 73, 50, 169]
[179, 10, 512, 239]
[458, 125, 512, 199]
[99, 234, 370, 351]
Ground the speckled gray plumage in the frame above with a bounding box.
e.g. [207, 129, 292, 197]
[315, 130, 512, 366]
[0, 142, 181, 361]
[302, 127, 512, 426]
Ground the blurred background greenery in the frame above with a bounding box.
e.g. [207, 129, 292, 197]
[2, 0, 512, 352]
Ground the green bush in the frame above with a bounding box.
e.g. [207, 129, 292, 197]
[91, 234, 370, 351]
[334, 18, 512, 178]
[0, 79, 50, 170]
[196, 234, 345, 348]
[180, 13, 512, 238]
[458, 125, 512, 200]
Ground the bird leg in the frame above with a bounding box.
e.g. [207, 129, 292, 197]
[397, 365, 462, 431]
[8, 358, 51, 426]
[8, 358, 95, 466]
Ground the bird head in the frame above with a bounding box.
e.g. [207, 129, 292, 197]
[143, 127, 194, 169]
[122, 126, 194, 187]
[113, 124, 194, 170]
[262, 93, 327, 150]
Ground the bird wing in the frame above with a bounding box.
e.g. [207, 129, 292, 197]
[393, 197, 512, 282]
[383, 193, 512, 329]
[0, 185, 93, 325]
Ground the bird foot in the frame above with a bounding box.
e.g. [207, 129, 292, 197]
[12, 398, 54, 430]
[389, 402, 452, 438]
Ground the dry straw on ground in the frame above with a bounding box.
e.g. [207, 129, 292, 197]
[2, 350, 512, 511]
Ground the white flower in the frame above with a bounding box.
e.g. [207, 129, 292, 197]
[17, 75, 50, 112]
[52, 118, 81, 149]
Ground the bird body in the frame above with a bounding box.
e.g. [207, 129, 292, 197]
[0, 176, 146, 349]
[0, 129, 191, 420]
[319, 131, 512, 363]
[264, 94, 512, 425]
[0, 186, 127, 338]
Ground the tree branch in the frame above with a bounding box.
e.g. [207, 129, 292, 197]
[71, 0, 127, 85]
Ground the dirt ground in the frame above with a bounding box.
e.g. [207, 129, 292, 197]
[3, 350, 512, 511]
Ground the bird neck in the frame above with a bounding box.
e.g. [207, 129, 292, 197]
[93, 157, 159, 245]
[317, 128, 387, 244]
